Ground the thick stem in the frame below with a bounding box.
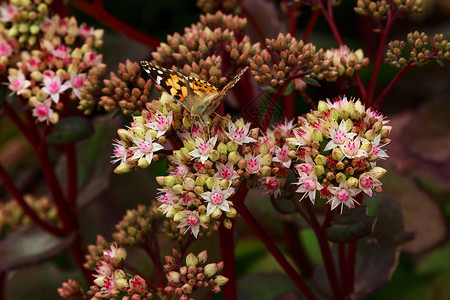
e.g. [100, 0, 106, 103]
[0, 271, 5, 300]
[373, 63, 414, 108]
[262, 84, 288, 131]
[68, 0, 160, 48]
[65, 144, 77, 206]
[366, 11, 395, 105]
[338, 243, 347, 294]
[346, 241, 357, 294]
[0, 163, 65, 236]
[219, 223, 237, 300]
[234, 185, 317, 300]
[1, 101, 37, 146]
[240, 5, 266, 47]
[304, 201, 343, 300]
[283, 220, 313, 278]
[319, 4, 343, 46]
[302, 10, 320, 42]
[70, 231, 94, 284]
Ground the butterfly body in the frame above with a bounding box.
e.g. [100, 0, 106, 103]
[140, 61, 248, 122]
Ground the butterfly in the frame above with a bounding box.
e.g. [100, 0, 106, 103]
[140, 61, 248, 122]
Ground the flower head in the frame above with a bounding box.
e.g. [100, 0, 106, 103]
[130, 131, 164, 165]
[189, 136, 217, 163]
[147, 111, 173, 138]
[177, 210, 207, 238]
[327, 181, 361, 214]
[42, 74, 70, 103]
[8, 70, 31, 95]
[200, 183, 235, 216]
[225, 121, 256, 145]
[32, 99, 57, 124]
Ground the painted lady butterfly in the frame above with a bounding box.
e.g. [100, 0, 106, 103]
[140, 61, 248, 122]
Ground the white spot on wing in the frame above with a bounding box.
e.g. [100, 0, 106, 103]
[156, 76, 162, 83]
[157, 70, 163, 74]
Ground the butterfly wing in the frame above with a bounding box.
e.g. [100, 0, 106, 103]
[201, 66, 249, 120]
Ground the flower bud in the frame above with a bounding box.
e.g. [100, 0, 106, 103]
[330, 108, 341, 120]
[314, 154, 327, 166]
[261, 154, 272, 166]
[344, 101, 355, 114]
[311, 129, 323, 142]
[314, 165, 325, 177]
[117, 129, 133, 143]
[225, 207, 237, 218]
[204, 263, 218, 277]
[219, 179, 230, 190]
[182, 116, 192, 128]
[182, 283, 192, 294]
[138, 157, 150, 168]
[370, 166, 387, 179]
[211, 207, 222, 219]
[167, 271, 181, 284]
[171, 184, 184, 195]
[381, 126, 392, 138]
[332, 147, 344, 161]
[335, 172, 346, 183]
[114, 163, 132, 174]
[197, 250, 208, 264]
[186, 253, 198, 267]
[93, 276, 106, 287]
[347, 176, 359, 189]
[372, 120, 382, 132]
[317, 100, 329, 112]
[345, 119, 354, 131]
[260, 166, 272, 176]
[183, 178, 196, 191]
[209, 150, 220, 162]
[223, 218, 233, 229]
[206, 177, 216, 190]
[214, 275, 229, 287]
[364, 129, 376, 141]
[199, 213, 210, 224]
[360, 142, 372, 154]
[227, 141, 239, 152]
[228, 152, 241, 165]
[351, 110, 361, 121]
[165, 176, 176, 187]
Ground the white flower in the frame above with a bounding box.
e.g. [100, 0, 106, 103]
[42, 74, 70, 103]
[157, 188, 179, 214]
[359, 171, 382, 197]
[111, 139, 128, 164]
[200, 183, 235, 216]
[0, 4, 18, 22]
[215, 161, 239, 181]
[325, 96, 348, 111]
[68, 72, 86, 99]
[275, 118, 295, 137]
[341, 137, 367, 159]
[0, 41, 12, 57]
[289, 128, 310, 149]
[147, 111, 173, 138]
[225, 122, 256, 145]
[323, 120, 356, 152]
[293, 175, 323, 204]
[368, 134, 389, 160]
[8, 70, 31, 95]
[169, 156, 190, 178]
[327, 181, 361, 214]
[189, 136, 217, 163]
[177, 210, 207, 238]
[32, 99, 57, 124]
[294, 155, 315, 180]
[130, 131, 164, 165]
[244, 153, 262, 174]
[259, 176, 285, 198]
[273, 144, 292, 168]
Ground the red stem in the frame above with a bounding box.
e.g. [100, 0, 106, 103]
[0, 163, 65, 236]
[234, 185, 317, 300]
[338, 243, 347, 294]
[346, 241, 357, 294]
[240, 5, 266, 47]
[65, 144, 77, 206]
[366, 11, 395, 105]
[1, 102, 37, 146]
[68, 0, 160, 48]
[302, 10, 320, 42]
[353, 72, 367, 101]
[262, 84, 288, 131]
[219, 222, 237, 300]
[319, 3, 344, 46]
[304, 201, 343, 300]
[373, 63, 414, 108]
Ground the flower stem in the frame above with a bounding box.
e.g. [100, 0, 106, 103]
[373, 63, 414, 108]
[346, 240, 357, 294]
[262, 84, 289, 131]
[319, 2, 344, 46]
[65, 144, 77, 206]
[366, 11, 395, 105]
[303, 201, 343, 300]
[338, 243, 347, 294]
[69, 0, 160, 48]
[283, 220, 313, 278]
[302, 10, 320, 42]
[240, 5, 266, 47]
[219, 222, 237, 300]
[234, 184, 317, 300]
[0, 163, 65, 236]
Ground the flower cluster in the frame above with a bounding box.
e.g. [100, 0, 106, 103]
[196, 0, 240, 13]
[112, 204, 164, 246]
[57, 279, 84, 299]
[99, 60, 153, 115]
[84, 235, 111, 270]
[151, 11, 251, 86]
[0, 194, 57, 235]
[259, 97, 390, 213]
[324, 45, 369, 77]
[354, 0, 422, 19]
[111, 92, 183, 174]
[1, 0, 106, 122]
[249, 33, 337, 87]
[164, 250, 228, 297]
[385, 32, 450, 68]
[86, 244, 154, 300]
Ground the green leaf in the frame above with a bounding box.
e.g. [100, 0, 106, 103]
[46, 116, 93, 145]
[303, 77, 321, 87]
[261, 85, 277, 94]
[326, 206, 376, 243]
[283, 80, 295, 96]
[0, 226, 74, 272]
